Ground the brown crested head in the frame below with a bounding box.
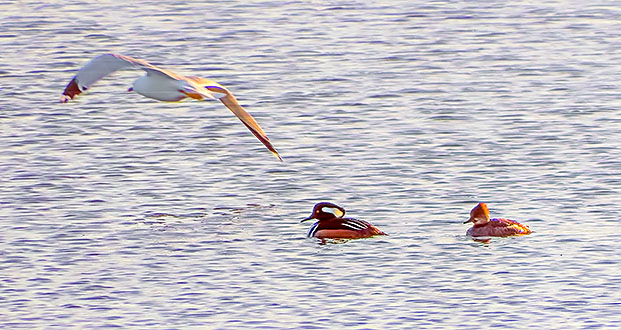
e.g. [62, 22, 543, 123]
[464, 202, 490, 225]
[301, 202, 346, 222]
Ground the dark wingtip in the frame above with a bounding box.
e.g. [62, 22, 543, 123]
[61, 77, 81, 102]
[240, 121, 282, 161]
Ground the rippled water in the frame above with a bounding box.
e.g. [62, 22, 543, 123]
[1, 0, 620, 328]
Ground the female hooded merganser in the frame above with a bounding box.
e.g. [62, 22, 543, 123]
[464, 202, 532, 238]
[301, 202, 387, 239]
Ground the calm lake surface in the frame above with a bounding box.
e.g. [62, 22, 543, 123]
[1, 0, 620, 329]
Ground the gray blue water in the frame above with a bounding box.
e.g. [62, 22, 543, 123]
[1, 0, 620, 328]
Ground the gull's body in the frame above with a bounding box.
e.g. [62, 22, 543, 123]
[62, 53, 281, 160]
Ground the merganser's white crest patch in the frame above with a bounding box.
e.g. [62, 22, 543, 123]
[321, 206, 344, 218]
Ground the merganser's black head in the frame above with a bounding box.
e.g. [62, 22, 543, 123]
[301, 202, 346, 222]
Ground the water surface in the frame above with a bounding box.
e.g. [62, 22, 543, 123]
[1, 1, 620, 329]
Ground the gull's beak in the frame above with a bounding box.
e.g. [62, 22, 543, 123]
[127, 87, 133, 92]
[215, 90, 282, 161]
[463, 218, 474, 224]
[301, 215, 315, 223]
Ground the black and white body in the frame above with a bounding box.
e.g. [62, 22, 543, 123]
[62, 53, 281, 160]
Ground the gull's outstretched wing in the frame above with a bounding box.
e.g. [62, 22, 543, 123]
[61, 53, 182, 102]
[188, 77, 282, 161]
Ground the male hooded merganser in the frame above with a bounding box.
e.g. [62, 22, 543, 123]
[464, 202, 532, 238]
[301, 202, 387, 239]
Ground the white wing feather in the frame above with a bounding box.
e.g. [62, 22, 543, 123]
[62, 53, 180, 101]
